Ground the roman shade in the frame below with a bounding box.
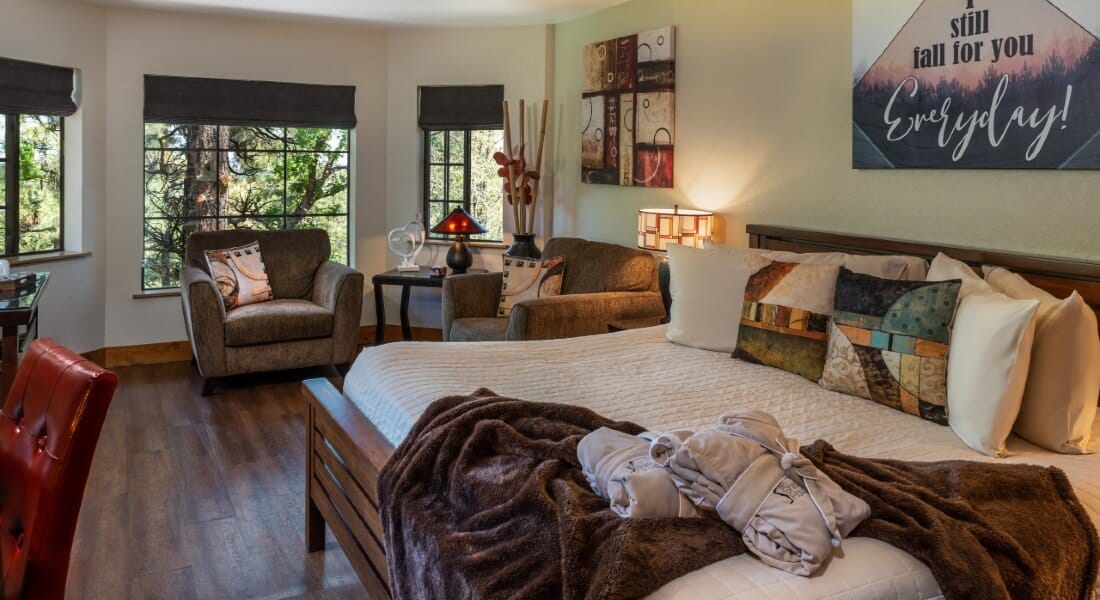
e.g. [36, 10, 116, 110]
[0, 57, 79, 116]
[143, 75, 357, 128]
[418, 85, 504, 129]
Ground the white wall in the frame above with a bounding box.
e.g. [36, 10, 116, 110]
[384, 25, 554, 328]
[102, 8, 390, 346]
[0, 0, 107, 354]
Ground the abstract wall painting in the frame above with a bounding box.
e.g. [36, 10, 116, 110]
[582, 26, 675, 187]
[853, 0, 1100, 169]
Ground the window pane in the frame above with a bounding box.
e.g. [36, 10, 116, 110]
[448, 130, 465, 164]
[144, 150, 218, 220]
[219, 216, 283, 231]
[286, 151, 349, 216]
[18, 115, 62, 253]
[225, 126, 285, 152]
[448, 166, 464, 201]
[288, 128, 348, 152]
[470, 129, 504, 242]
[428, 131, 445, 163]
[144, 123, 198, 150]
[288, 215, 347, 263]
[143, 217, 206, 289]
[222, 151, 284, 217]
[427, 202, 446, 233]
[429, 165, 445, 200]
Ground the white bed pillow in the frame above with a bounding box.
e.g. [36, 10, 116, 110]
[701, 241, 928, 280]
[926, 253, 993, 300]
[946, 292, 1039, 457]
[666, 244, 771, 352]
[983, 266, 1100, 454]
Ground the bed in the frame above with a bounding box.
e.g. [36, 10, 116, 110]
[303, 225, 1100, 599]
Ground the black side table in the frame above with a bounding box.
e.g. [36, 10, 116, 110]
[372, 267, 487, 345]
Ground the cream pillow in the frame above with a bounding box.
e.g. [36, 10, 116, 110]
[983, 266, 1100, 454]
[498, 256, 565, 318]
[946, 293, 1039, 457]
[667, 244, 770, 352]
[701, 241, 928, 280]
[926, 253, 994, 300]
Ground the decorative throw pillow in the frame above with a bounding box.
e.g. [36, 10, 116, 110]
[983, 266, 1099, 454]
[819, 268, 961, 425]
[667, 244, 771, 352]
[498, 256, 565, 318]
[204, 241, 273, 311]
[732, 261, 840, 381]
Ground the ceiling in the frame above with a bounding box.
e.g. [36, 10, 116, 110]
[79, 0, 630, 26]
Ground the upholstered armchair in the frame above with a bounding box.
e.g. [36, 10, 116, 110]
[442, 237, 665, 342]
[180, 229, 363, 394]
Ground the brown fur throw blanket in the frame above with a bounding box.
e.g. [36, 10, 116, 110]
[378, 392, 1098, 600]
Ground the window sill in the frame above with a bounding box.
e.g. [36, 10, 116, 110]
[8, 250, 92, 267]
[133, 289, 180, 300]
[425, 239, 508, 250]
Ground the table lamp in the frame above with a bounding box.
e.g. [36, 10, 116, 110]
[431, 207, 488, 274]
[637, 205, 715, 251]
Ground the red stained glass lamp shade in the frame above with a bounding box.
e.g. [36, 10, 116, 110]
[431, 207, 488, 236]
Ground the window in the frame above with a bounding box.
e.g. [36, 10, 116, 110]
[142, 124, 349, 290]
[423, 128, 504, 242]
[0, 114, 63, 257]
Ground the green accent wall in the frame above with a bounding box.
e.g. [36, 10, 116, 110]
[552, 0, 1100, 261]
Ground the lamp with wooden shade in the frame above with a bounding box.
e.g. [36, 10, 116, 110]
[431, 207, 488, 274]
[637, 205, 715, 251]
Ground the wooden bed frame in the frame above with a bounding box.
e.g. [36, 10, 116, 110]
[303, 225, 1100, 598]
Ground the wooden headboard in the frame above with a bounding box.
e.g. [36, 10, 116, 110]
[746, 225, 1100, 338]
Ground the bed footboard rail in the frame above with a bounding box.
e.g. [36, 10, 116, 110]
[303, 377, 395, 600]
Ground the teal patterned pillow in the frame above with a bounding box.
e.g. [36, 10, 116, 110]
[819, 268, 961, 424]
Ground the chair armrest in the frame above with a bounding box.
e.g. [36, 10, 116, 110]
[180, 266, 228, 378]
[442, 272, 504, 341]
[507, 291, 665, 341]
[313, 261, 365, 365]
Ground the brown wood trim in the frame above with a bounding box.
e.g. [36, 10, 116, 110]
[132, 290, 181, 300]
[8, 250, 91, 267]
[82, 325, 444, 369]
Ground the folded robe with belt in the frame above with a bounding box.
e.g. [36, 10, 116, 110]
[650, 410, 871, 576]
[379, 392, 1098, 600]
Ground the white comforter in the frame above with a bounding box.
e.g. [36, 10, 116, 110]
[344, 325, 1100, 600]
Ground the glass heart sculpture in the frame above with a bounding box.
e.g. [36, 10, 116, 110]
[388, 218, 426, 272]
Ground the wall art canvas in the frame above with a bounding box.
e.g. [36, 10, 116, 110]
[853, 0, 1100, 169]
[582, 26, 675, 186]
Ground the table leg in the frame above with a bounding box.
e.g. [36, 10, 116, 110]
[1, 325, 17, 400]
[400, 285, 412, 341]
[373, 282, 386, 346]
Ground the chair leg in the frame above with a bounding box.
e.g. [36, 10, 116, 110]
[201, 378, 218, 397]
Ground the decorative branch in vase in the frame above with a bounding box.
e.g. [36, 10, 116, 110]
[495, 99, 549, 258]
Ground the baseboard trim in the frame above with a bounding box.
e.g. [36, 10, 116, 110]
[83, 325, 444, 369]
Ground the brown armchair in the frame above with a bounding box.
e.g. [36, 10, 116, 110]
[180, 229, 363, 394]
[442, 237, 665, 342]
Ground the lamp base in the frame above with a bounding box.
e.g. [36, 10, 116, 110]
[446, 235, 473, 274]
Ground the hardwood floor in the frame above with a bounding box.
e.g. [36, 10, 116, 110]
[66, 361, 370, 600]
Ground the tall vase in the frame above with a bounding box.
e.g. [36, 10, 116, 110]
[505, 234, 541, 259]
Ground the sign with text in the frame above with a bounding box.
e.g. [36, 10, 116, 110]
[853, 0, 1100, 169]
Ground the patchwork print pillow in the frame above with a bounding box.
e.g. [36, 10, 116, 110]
[732, 261, 840, 381]
[204, 241, 273, 311]
[498, 256, 565, 318]
[819, 268, 962, 425]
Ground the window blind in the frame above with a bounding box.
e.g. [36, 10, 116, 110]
[418, 85, 504, 129]
[0, 57, 79, 116]
[143, 75, 357, 128]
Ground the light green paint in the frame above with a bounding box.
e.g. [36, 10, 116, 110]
[552, 0, 1100, 260]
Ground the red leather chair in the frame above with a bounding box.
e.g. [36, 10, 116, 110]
[0, 339, 118, 599]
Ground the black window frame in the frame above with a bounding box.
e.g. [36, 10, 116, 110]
[140, 122, 351, 291]
[421, 127, 502, 243]
[1, 113, 65, 258]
